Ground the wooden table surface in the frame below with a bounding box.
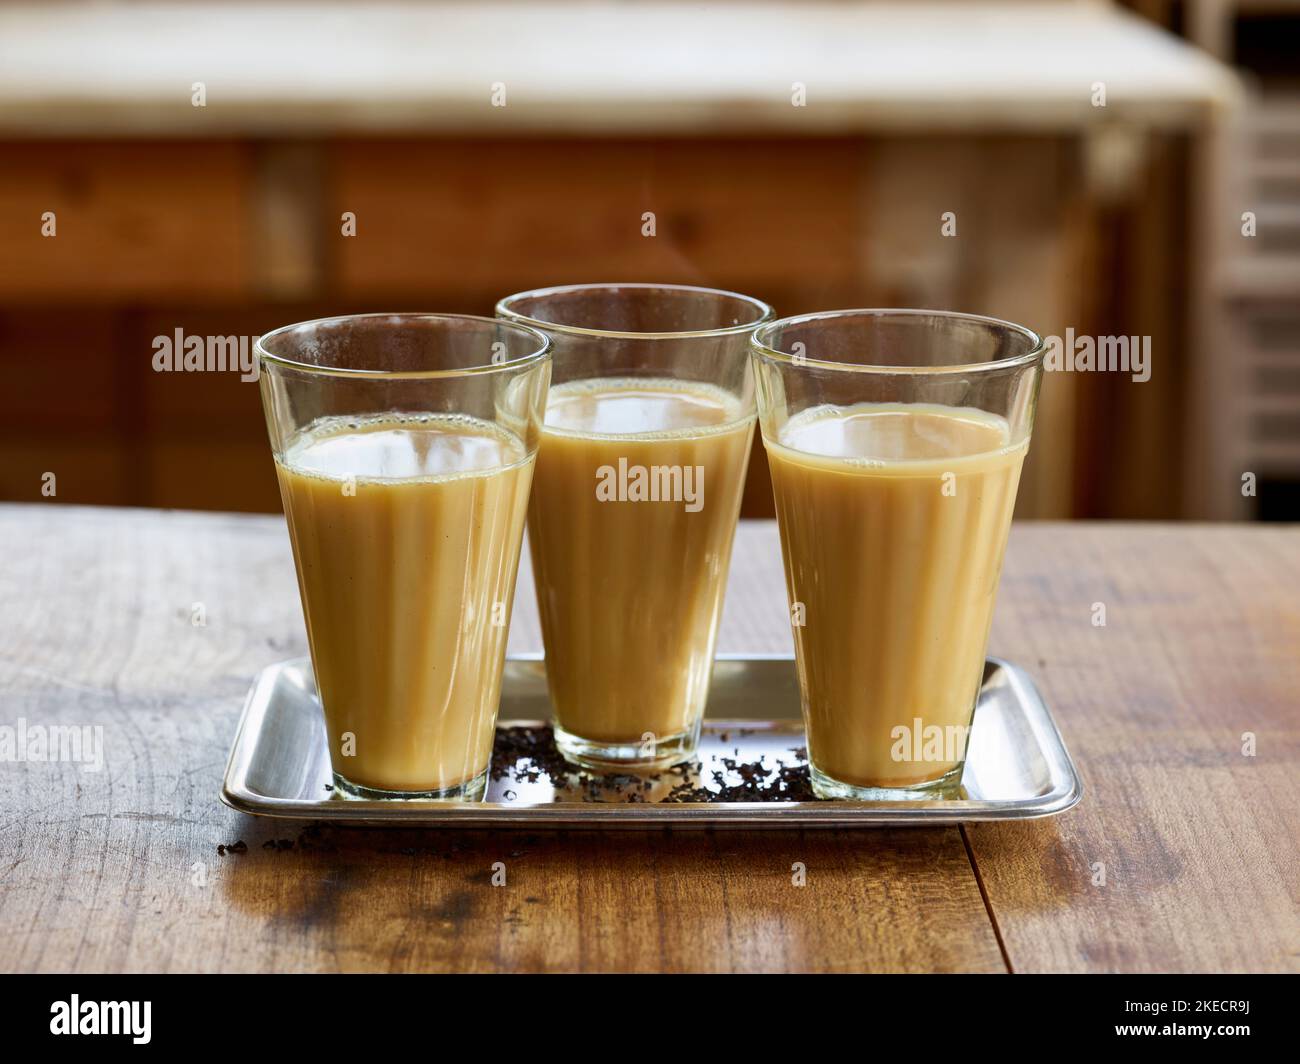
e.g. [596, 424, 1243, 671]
[1, 505, 1296, 973]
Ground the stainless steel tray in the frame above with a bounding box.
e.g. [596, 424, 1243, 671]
[221, 655, 1081, 827]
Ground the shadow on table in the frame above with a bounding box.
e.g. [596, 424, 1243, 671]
[214, 818, 1059, 971]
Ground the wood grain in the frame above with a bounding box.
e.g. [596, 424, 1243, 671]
[1, 507, 1295, 972]
[969, 524, 1300, 973]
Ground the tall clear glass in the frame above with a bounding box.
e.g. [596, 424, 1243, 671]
[497, 283, 774, 771]
[750, 309, 1045, 799]
[257, 313, 550, 801]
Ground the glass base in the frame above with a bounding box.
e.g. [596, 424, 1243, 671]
[810, 762, 965, 801]
[330, 767, 488, 802]
[553, 721, 699, 773]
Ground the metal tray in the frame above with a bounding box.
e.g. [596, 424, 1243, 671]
[221, 655, 1081, 827]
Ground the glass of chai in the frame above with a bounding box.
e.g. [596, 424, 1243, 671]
[751, 310, 1045, 799]
[257, 314, 551, 801]
[496, 283, 775, 771]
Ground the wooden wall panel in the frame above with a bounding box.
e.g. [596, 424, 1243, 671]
[4, 310, 121, 432]
[0, 142, 253, 300]
[1, 310, 128, 505]
[860, 136, 1087, 518]
[328, 138, 867, 311]
[0, 439, 131, 507]
[0, 135, 1134, 519]
[147, 438, 282, 513]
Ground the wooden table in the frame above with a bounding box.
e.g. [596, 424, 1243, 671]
[1, 505, 1296, 973]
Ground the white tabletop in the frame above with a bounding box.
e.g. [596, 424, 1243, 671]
[0, 1, 1240, 136]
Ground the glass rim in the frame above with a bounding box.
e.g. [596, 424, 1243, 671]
[255, 312, 552, 381]
[750, 308, 1046, 376]
[495, 282, 775, 341]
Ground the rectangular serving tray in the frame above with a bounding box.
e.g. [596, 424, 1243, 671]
[220, 655, 1081, 827]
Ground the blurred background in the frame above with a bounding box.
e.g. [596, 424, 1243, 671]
[1, 0, 1295, 520]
